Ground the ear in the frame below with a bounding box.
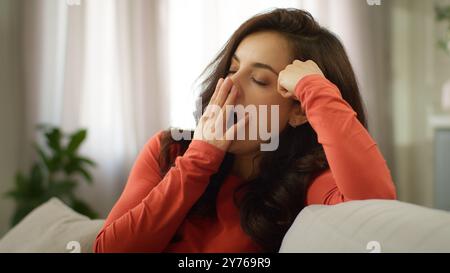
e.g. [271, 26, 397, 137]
[288, 103, 308, 128]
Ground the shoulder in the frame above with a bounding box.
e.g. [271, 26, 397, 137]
[305, 169, 340, 205]
[308, 169, 335, 190]
[140, 130, 166, 158]
[143, 129, 192, 166]
[143, 129, 181, 157]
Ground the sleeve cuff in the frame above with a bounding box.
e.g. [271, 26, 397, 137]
[294, 74, 329, 100]
[183, 140, 226, 173]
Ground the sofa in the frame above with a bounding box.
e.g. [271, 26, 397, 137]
[1, 197, 450, 253]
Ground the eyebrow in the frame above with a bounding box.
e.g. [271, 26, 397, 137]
[232, 54, 279, 76]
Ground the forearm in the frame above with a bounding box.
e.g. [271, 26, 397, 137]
[94, 140, 225, 253]
[296, 75, 396, 201]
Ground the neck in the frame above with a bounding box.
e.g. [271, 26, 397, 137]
[230, 151, 262, 181]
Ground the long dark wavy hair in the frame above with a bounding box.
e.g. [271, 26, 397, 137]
[158, 8, 367, 252]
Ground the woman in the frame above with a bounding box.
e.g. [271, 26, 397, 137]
[93, 8, 397, 253]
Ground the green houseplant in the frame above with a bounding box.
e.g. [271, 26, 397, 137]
[436, 4, 450, 54]
[436, 4, 450, 112]
[4, 125, 99, 227]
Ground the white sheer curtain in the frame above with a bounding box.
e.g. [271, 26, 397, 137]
[21, 0, 391, 217]
[22, 0, 167, 216]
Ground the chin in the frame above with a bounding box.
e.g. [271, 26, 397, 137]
[227, 139, 262, 155]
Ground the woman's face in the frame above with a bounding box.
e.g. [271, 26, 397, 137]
[226, 31, 300, 155]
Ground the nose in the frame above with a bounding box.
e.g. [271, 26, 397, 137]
[229, 78, 243, 104]
[229, 74, 243, 100]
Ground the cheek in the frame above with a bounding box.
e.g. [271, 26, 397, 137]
[265, 102, 292, 132]
[242, 90, 292, 133]
[278, 100, 294, 125]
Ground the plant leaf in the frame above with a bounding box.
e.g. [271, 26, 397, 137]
[438, 40, 450, 54]
[11, 205, 34, 227]
[436, 5, 450, 21]
[8, 125, 97, 227]
[77, 156, 97, 167]
[15, 172, 28, 192]
[45, 128, 62, 153]
[9, 172, 33, 201]
[70, 198, 99, 219]
[76, 166, 93, 184]
[34, 143, 52, 171]
[47, 180, 77, 196]
[66, 129, 87, 155]
[4, 189, 22, 200]
[28, 164, 45, 197]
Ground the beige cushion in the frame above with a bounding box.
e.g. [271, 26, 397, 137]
[0, 198, 104, 253]
[280, 199, 450, 253]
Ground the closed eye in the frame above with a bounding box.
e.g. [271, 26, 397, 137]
[252, 78, 268, 86]
[226, 70, 268, 87]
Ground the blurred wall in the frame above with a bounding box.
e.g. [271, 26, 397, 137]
[0, 0, 25, 237]
[391, 0, 450, 207]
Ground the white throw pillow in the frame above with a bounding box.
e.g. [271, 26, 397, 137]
[279, 199, 450, 253]
[0, 198, 104, 253]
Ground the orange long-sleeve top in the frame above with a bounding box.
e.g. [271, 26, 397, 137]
[93, 75, 397, 253]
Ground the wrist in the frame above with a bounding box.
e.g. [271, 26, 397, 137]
[184, 140, 226, 172]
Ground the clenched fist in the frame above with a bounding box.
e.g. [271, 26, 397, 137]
[277, 60, 324, 100]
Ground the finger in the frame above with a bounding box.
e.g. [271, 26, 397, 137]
[203, 103, 221, 122]
[225, 112, 249, 141]
[213, 101, 234, 140]
[277, 70, 287, 91]
[218, 85, 238, 134]
[204, 78, 224, 118]
[222, 85, 238, 114]
[278, 86, 295, 100]
[281, 90, 296, 100]
[277, 80, 282, 95]
[277, 75, 282, 94]
[277, 78, 289, 97]
[210, 77, 224, 104]
[215, 77, 234, 107]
